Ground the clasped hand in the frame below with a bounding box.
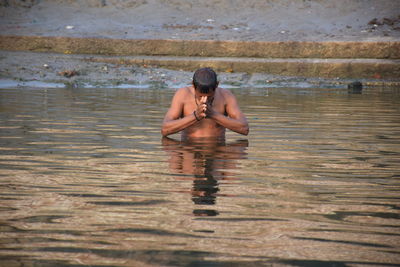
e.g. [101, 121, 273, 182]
[195, 96, 215, 120]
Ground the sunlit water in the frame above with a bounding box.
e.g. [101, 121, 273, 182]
[0, 86, 399, 267]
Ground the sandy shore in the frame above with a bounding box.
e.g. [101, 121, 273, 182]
[1, 0, 400, 42]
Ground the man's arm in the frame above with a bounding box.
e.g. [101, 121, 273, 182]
[207, 90, 249, 135]
[161, 89, 205, 137]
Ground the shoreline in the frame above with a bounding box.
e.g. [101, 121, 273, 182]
[1, 51, 399, 90]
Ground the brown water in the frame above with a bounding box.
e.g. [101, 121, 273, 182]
[0, 86, 399, 267]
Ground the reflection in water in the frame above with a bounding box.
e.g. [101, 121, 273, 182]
[162, 137, 248, 216]
[0, 87, 400, 266]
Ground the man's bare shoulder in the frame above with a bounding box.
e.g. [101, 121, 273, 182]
[172, 86, 191, 100]
[218, 87, 236, 100]
[176, 86, 191, 95]
[217, 87, 234, 94]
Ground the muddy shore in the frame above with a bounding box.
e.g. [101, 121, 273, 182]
[2, 50, 399, 90]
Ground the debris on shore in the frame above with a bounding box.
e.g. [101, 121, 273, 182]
[58, 69, 79, 78]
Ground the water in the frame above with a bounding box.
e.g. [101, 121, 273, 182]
[0, 86, 399, 266]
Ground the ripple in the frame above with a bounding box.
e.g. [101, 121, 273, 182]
[1, 87, 399, 266]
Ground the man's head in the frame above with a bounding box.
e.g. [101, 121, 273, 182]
[192, 68, 219, 94]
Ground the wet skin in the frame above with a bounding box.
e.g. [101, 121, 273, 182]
[161, 85, 249, 139]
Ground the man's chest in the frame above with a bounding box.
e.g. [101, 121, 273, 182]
[183, 99, 225, 115]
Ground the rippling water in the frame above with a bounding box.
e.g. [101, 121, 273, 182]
[0, 86, 399, 266]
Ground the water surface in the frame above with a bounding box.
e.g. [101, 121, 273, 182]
[0, 86, 399, 266]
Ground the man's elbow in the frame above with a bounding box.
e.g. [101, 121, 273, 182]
[239, 125, 249, 136]
[243, 126, 249, 136]
[161, 127, 169, 137]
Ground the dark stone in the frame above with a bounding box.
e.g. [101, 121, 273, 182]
[348, 81, 363, 94]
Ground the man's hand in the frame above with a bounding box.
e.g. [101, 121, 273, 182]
[205, 100, 217, 119]
[195, 96, 208, 120]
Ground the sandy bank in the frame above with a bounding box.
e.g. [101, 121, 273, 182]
[1, 0, 400, 42]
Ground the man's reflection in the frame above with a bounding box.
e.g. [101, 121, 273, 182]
[162, 137, 248, 216]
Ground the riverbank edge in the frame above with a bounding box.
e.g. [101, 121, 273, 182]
[1, 35, 400, 86]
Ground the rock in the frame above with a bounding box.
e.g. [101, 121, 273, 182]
[58, 70, 79, 78]
[368, 18, 378, 25]
[368, 18, 383, 26]
[347, 81, 363, 94]
[383, 18, 394, 26]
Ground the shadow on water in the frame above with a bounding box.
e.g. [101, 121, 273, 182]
[161, 137, 248, 217]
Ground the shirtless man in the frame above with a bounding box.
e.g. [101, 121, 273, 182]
[161, 68, 249, 139]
